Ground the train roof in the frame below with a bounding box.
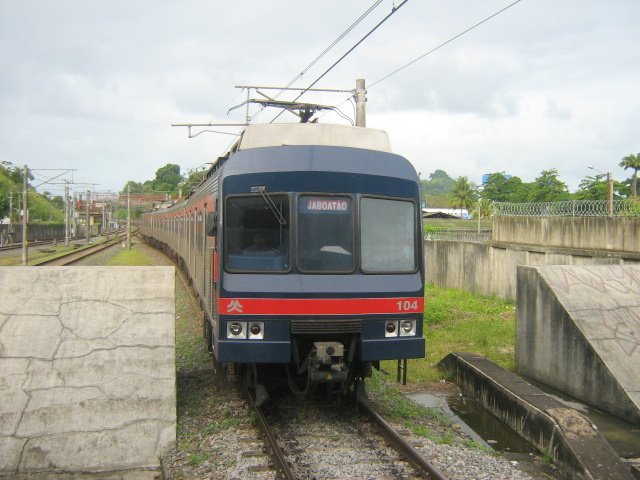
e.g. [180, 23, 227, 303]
[236, 123, 392, 153]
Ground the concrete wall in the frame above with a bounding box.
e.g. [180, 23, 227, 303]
[0, 224, 66, 245]
[516, 265, 640, 425]
[493, 216, 640, 253]
[0, 267, 176, 478]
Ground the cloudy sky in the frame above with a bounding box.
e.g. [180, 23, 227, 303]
[1, 0, 638, 197]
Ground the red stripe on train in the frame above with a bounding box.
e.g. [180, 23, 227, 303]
[220, 297, 424, 316]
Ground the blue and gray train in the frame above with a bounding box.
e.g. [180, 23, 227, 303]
[140, 122, 425, 400]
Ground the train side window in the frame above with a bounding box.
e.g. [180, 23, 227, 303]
[224, 195, 290, 272]
[360, 197, 416, 273]
[297, 195, 353, 273]
[206, 212, 217, 236]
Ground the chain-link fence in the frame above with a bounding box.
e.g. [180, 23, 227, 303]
[492, 199, 640, 217]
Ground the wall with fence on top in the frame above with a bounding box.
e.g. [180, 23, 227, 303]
[425, 215, 640, 300]
[0, 224, 65, 245]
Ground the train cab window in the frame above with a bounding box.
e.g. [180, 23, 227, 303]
[297, 195, 353, 273]
[360, 197, 416, 273]
[224, 195, 290, 272]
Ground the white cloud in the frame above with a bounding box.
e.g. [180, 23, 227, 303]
[1, 0, 639, 194]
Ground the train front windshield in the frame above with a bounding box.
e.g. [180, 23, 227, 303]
[225, 195, 290, 272]
[298, 196, 353, 273]
[224, 194, 417, 274]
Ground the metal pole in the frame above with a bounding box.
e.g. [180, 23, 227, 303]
[355, 78, 366, 127]
[22, 165, 28, 266]
[86, 190, 90, 243]
[245, 88, 250, 125]
[72, 194, 77, 238]
[64, 180, 69, 246]
[607, 172, 613, 216]
[127, 187, 132, 248]
[9, 192, 13, 232]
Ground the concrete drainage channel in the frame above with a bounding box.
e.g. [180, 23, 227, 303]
[437, 353, 638, 480]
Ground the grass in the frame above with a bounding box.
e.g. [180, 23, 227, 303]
[0, 244, 79, 266]
[381, 282, 516, 383]
[368, 283, 517, 452]
[367, 370, 456, 445]
[104, 248, 153, 266]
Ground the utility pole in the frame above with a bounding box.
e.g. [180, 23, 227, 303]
[64, 180, 70, 246]
[71, 194, 77, 238]
[355, 78, 366, 127]
[22, 165, 28, 266]
[9, 192, 13, 232]
[127, 185, 131, 249]
[606, 172, 614, 216]
[85, 190, 90, 243]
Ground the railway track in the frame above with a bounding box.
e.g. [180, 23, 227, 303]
[0, 239, 60, 251]
[244, 386, 448, 480]
[33, 233, 128, 265]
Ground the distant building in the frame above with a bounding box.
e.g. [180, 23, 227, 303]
[422, 208, 471, 219]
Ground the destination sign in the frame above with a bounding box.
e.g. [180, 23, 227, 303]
[301, 197, 351, 214]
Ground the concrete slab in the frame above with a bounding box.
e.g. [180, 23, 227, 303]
[516, 265, 640, 425]
[0, 267, 176, 478]
[439, 352, 634, 480]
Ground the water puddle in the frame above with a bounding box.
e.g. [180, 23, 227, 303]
[406, 391, 536, 454]
[408, 385, 640, 461]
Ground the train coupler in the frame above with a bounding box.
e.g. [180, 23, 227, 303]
[309, 341, 349, 383]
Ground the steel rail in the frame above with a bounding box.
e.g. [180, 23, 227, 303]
[34, 234, 127, 266]
[357, 392, 449, 480]
[0, 239, 58, 251]
[243, 385, 296, 480]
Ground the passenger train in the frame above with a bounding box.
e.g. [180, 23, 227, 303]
[140, 122, 425, 402]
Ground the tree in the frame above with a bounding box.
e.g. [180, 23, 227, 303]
[528, 169, 570, 202]
[619, 153, 640, 199]
[153, 164, 182, 193]
[121, 180, 144, 194]
[178, 168, 207, 196]
[450, 176, 477, 213]
[420, 169, 455, 207]
[482, 172, 528, 203]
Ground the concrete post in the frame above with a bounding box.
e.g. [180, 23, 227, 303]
[127, 185, 131, 249]
[355, 78, 366, 127]
[64, 180, 69, 247]
[606, 172, 613, 216]
[86, 190, 90, 243]
[22, 165, 28, 266]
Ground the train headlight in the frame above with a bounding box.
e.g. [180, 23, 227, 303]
[399, 319, 416, 337]
[227, 321, 247, 339]
[385, 320, 399, 337]
[248, 322, 264, 340]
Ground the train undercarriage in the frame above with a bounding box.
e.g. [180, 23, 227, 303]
[207, 323, 373, 405]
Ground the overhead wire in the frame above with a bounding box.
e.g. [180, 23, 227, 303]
[369, 0, 523, 89]
[269, 0, 409, 124]
[317, 0, 525, 121]
[247, 0, 384, 123]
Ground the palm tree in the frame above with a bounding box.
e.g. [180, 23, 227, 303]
[619, 153, 640, 199]
[450, 176, 477, 216]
